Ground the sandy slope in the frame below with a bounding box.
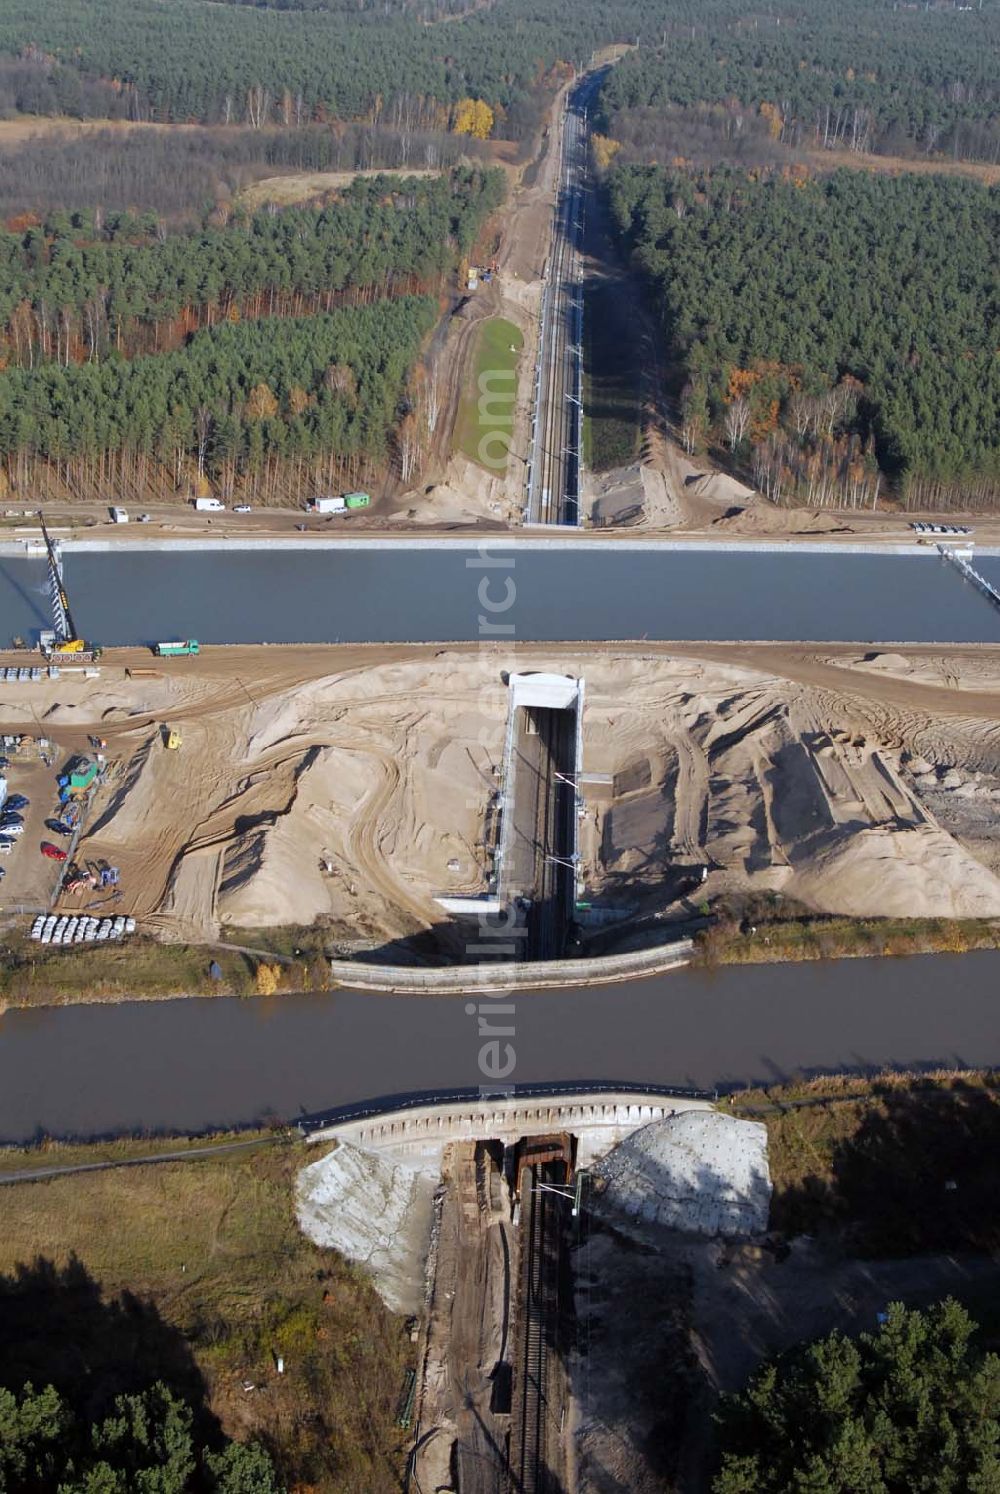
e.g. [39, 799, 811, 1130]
[4, 643, 1000, 944]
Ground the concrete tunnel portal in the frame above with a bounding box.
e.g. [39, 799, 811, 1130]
[437, 672, 585, 960]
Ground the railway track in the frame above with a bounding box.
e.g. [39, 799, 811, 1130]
[525, 706, 574, 960]
[511, 1163, 561, 1493]
[527, 83, 590, 526]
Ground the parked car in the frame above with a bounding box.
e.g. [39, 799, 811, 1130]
[0, 839, 15, 854]
[40, 842, 68, 861]
[233, 503, 252, 513]
[45, 818, 74, 835]
[137, 513, 151, 523]
[5, 794, 28, 809]
[1, 811, 24, 826]
[0, 822, 24, 837]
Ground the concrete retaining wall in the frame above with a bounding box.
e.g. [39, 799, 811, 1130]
[329, 937, 693, 994]
[307, 1089, 715, 1169]
[6, 535, 993, 558]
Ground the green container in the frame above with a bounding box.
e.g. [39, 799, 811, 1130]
[69, 761, 98, 791]
[344, 492, 371, 509]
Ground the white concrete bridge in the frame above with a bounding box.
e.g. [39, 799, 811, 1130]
[304, 1088, 715, 1171]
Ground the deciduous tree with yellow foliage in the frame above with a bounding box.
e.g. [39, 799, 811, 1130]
[591, 133, 621, 171]
[451, 98, 494, 139]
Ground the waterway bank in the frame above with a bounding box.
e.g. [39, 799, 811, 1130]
[1, 950, 997, 1142]
[7, 535, 995, 555]
[1, 918, 993, 1012]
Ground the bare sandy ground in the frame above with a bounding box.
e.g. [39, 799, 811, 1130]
[403, 76, 571, 529]
[593, 428, 998, 545]
[239, 167, 443, 210]
[3, 642, 1000, 944]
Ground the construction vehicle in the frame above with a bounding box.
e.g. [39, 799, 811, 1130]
[154, 640, 199, 657]
[37, 516, 103, 661]
[165, 727, 182, 750]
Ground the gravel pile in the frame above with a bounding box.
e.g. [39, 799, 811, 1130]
[593, 1110, 771, 1237]
[296, 1142, 436, 1313]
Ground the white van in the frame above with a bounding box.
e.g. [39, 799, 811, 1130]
[192, 498, 226, 512]
[109, 506, 129, 523]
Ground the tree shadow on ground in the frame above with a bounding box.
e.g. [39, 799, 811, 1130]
[771, 1078, 1000, 1255]
[0, 1253, 217, 1434]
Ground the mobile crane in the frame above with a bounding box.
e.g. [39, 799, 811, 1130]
[38, 515, 103, 661]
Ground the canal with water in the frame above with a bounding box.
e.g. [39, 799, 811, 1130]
[2, 542, 1000, 645]
[1, 951, 997, 1141]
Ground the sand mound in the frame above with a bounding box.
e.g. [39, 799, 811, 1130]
[593, 1111, 771, 1237]
[218, 745, 365, 927]
[788, 823, 1000, 918]
[23, 643, 1000, 949]
[856, 652, 910, 673]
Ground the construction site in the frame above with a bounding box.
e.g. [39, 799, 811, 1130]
[297, 1090, 771, 1493]
[4, 580, 1000, 956]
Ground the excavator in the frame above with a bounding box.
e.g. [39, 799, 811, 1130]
[38, 515, 103, 661]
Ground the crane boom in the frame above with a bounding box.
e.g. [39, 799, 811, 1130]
[39, 516, 79, 644]
[36, 513, 100, 658]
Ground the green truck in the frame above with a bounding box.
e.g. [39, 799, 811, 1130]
[343, 492, 371, 510]
[154, 640, 200, 657]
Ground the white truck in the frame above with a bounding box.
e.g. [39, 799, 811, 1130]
[192, 497, 226, 512]
[109, 506, 129, 523]
[309, 495, 346, 515]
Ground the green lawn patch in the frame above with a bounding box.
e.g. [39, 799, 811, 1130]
[727, 1071, 1000, 1255]
[455, 316, 522, 470]
[583, 278, 642, 472]
[0, 931, 331, 1008]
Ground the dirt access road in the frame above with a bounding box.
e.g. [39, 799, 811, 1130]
[412, 1143, 515, 1493]
[408, 73, 580, 527]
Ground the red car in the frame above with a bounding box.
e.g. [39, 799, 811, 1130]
[40, 842, 68, 862]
